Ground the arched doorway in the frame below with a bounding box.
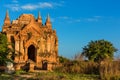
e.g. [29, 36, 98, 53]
[42, 60, 48, 70]
[28, 45, 36, 62]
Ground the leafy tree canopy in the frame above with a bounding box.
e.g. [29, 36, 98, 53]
[59, 56, 70, 63]
[82, 39, 117, 62]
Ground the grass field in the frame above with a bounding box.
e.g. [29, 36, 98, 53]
[0, 71, 99, 80]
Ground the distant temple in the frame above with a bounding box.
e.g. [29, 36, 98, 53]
[2, 10, 59, 71]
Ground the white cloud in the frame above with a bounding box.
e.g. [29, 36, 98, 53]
[12, 0, 18, 3]
[5, 4, 19, 11]
[21, 2, 54, 10]
[68, 19, 81, 23]
[21, 4, 38, 10]
[58, 16, 70, 19]
[57, 16, 81, 23]
[86, 18, 98, 22]
[52, 2, 64, 7]
[94, 16, 102, 18]
[11, 6, 19, 11]
[39, 2, 53, 8]
[86, 16, 102, 22]
[5, 1, 64, 11]
[58, 15, 102, 23]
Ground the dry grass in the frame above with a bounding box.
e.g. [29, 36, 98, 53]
[99, 60, 120, 80]
[56, 58, 120, 80]
[55, 60, 99, 74]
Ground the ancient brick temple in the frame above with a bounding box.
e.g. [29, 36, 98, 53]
[2, 11, 59, 71]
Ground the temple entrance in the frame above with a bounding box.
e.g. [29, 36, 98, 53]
[42, 61, 48, 70]
[28, 45, 36, 62]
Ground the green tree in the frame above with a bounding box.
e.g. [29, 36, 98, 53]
[0, 33, 11, 65]
[82, 40, 117, 62]
[59, 56, 70, 63]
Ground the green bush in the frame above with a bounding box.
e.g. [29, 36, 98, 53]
[15, 69, 26, 75]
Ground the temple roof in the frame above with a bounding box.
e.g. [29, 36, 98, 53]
[17, 14, 35, 25]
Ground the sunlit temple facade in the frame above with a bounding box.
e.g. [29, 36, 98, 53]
[2, 10, 59, 71]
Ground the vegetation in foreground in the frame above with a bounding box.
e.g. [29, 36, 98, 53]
[0, 71, 99, 80]
[57, 57, 120, 80]
[1, 59, 120, 80]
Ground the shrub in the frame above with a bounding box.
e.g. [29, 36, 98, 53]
[54, 60, 99, 74]
[99, 60, 120, 80]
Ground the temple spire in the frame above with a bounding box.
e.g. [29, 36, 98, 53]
[45, 13, 52, 29]
[46, 14, 51, 23]
[6, 10, 9, 18]
[4, 10, 11, 25]
[37, 11, 42, 25]
[38, 11, 41, 19]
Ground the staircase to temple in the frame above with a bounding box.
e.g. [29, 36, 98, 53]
[22, 59, 36, 72]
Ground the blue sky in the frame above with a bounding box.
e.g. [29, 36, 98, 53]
[0, 0, 120, 58]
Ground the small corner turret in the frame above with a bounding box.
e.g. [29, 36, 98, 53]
[4, 10, 11, 25]
[45, 14, 52, 29]
[2, 10, 11, 32]
[37, 11, 42, 25]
